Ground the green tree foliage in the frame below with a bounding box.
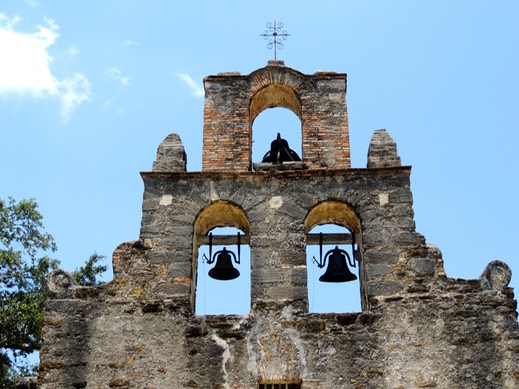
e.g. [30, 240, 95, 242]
[0, 197, 107, 387]
[0, 197, 57, 381]
[72, 253, 107, 286]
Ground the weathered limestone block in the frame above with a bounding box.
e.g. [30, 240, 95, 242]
[48, 269, 77, 296]
[367, 128, 402, 168]
[480, 260, 512, 290]
[152, 133, 187, 172]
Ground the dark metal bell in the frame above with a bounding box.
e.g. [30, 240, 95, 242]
[208, 248, 240, 281]
[319, 246, 358, 283]
[261, 132, 302, 164]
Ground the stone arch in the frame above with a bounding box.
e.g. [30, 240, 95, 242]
[192, 200, 251, 312]
[304, 200, 361, 234]
[194, 200, 250, 237]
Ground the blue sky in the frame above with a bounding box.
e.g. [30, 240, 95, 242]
[1, 1, 518, 313]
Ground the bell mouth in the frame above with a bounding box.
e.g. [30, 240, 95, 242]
[319, 273, 357, 283]
[208, 268, 240, 281]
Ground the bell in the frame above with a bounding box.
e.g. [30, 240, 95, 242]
[261, 133, 302, 164]
[208, 248, 240, 281]
[319, 246, 358, 283]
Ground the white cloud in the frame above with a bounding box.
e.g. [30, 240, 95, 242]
[0, 13, 91, 122]
[58, 73, 91, 123]
[0, 13, 21, 29]
[105, 67, 131, 87]
[177, 72, 204, 98]
[0, 14, 59, 96]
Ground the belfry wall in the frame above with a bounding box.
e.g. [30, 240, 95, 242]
[39, 62, 518, 389]
[202, 60, 350, 171]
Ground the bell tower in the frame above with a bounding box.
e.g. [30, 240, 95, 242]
[202, 60, 350, 171]
[39, 61, 518, 389]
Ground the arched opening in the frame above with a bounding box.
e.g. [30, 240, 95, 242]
[252, 107, 302, 165]
[305, 201, 364, 313]
[307, 224, 361, 313]
[195, 226, 250, 315]
[250, 84, 302, 122]
[193, 201, 251, 315]
[250, 84, 303, 168]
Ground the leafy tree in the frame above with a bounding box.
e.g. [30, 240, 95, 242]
[0, 197, 57, 385]
[0, 197, 107, 387]
[72, 253, 107, 286]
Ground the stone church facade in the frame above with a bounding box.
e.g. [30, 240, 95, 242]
[39, 61, 518, 388]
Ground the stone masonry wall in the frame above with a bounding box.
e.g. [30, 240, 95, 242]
[135, 167, 428, 309]
[40, 254, 518, 388]
[39, 140, 518, 387]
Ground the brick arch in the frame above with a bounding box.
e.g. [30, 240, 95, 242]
[248, 69, 305, 166]
[248, 66, 305, 123]
[248, 65, 306, 94]
[249, 84, 302, 124]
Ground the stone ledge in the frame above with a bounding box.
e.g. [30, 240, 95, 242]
[253, 161, 304, 172]
[141, 165, 412, 181]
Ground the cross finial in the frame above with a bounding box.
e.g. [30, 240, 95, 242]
[260, 20, 290, 60]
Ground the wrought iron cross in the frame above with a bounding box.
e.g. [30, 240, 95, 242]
[260, 20, 290, 60]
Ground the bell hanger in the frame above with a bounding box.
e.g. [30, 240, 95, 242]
[203, 232, 241, 281]
[312, 232, 358, 283]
